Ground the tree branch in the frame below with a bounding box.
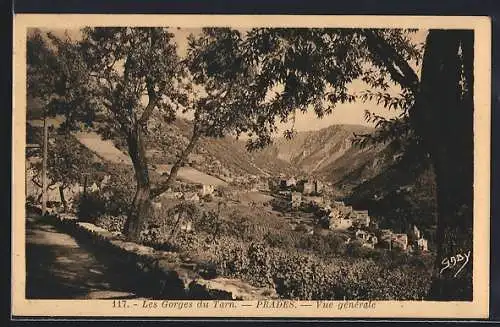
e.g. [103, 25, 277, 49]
[364, 30, 420, 94]
[150, 129, 202, 199]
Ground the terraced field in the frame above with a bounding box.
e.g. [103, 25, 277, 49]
[74, 131, 227, 187]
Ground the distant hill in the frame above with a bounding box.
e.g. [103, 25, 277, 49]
[255, 124, 391, 191]
[150, 121, 388, 186]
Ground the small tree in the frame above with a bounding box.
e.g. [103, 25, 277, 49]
[37, 132, 97, 211]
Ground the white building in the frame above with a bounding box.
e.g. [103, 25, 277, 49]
[286, 177, 297, 187]
[416, 238, 428, 252]
[199, 184, 215, 197]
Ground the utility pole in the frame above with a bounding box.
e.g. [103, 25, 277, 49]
[41, 116, 48, 215]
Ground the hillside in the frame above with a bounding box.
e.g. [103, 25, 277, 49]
[347, 163, 438, 240]
[147, 120, 390, 188]
[140, 118, 301, 182]
[27, 105, 437, 238]
[255, 124, 391, 191]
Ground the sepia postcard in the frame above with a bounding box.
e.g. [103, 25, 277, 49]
[12, 14, 491, 319]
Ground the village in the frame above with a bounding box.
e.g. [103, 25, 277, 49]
[264, 175, 430, 254]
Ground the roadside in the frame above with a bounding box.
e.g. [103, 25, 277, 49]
[25, 211, 145, 299]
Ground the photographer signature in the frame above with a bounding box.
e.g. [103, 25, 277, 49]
[440, 250, 471, 278]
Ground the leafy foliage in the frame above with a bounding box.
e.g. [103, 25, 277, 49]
[27, 30, 101, 131]
[233, 28, 422, 150]
[75, 192, 107, 222]
[78, 27, 186, 137]
[215, 240, 431, 300]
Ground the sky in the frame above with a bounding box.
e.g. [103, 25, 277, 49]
[38, 27, 427, 133]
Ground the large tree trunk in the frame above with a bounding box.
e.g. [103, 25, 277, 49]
[150, 130, 201, 199]
[410, 30, 474, 300]
[123, 123, 153, 241]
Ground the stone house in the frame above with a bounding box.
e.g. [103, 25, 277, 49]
[314, 180, 324, 194]
[378, 229, 393, 248]
[355, 229, 378, 246]
[328, 207, 353, 230]
[303, 181, 315, 195]
[355, 229, 368, 241]
[391, 233, 409, 251]
[303, 195, 324, 206]
[198, 184, 215, 197]
[183, 192, 200, 202]
[353, 210, 370, 228]
[301, 180, 324, 195]
[416, 237, 429, 252]
[368, 234, 378, 246]
[286, 177, 297, 187]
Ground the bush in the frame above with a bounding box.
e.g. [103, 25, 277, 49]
[94, 214, 127, 233]
[345, 240, 377, 258]
[225, 211, 253, 241]
[75, 192, 107, 222]
[295, 233, 345, 257]
[100, 165, 135, 216]
[139, 201, 203, 252]
[264, 232, 294, 249]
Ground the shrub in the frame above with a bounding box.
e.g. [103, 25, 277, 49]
[345, 240, 377, 258]
[264, 232, 294, 249]
[100, 165, 135, 216]
[295, 233, 345, 258]
[139, 201, 203, 251]
[225, 211, 253, 241]
[75, 192, 106, 222]
[94, 214, 127, 233]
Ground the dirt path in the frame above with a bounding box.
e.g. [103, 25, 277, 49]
[25, 213, 145, 300]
